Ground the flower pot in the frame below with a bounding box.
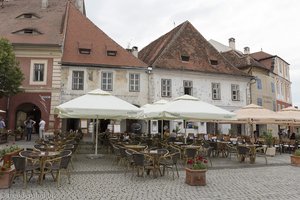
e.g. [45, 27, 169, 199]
[266, 147, 276, 156]
[0, 168, 15, 189]
[185, 168, 207, 186]
[291, 155, 300, 166]
[2, 149, 23, 167]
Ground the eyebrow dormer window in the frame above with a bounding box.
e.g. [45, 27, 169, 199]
[16, 13, 40, 19]
[12, 28, 42, 35]
[79, 48, 91, 55]
[181, 55, 190, 62]
[107, 50, 117, 56]
[210, 60, 218, 65]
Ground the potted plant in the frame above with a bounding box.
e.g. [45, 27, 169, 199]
[291, 149, 300, 166]
[185, 156, 208, 186]
[263, 131, 276, 156]
[0, 144, 21, 188]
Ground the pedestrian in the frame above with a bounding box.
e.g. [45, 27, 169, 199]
[39, 118, 46, 139]
[0, 117, 5, 133]
[24, 117, 36, 141]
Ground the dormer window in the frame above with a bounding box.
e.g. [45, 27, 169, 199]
[181, 55, 190, 62]
[79, 48, 91, 55]
[12, 28, 42, 35]
[107, 50, 117, 56]
[77, 42, 92, 55]
[210, 60, 218, 65]
[16, 13, 40, 19]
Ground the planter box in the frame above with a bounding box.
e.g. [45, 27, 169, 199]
[291, 155, 300, 166]
[185, 168, 207, 186]
[0, 168, 15, 189]
[266, 147, 276, 156]
[2, 149, 23, 167]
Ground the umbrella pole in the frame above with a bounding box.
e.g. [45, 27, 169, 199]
[87, 115, 103, 159]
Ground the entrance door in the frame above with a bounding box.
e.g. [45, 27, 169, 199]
[16, 103, 41, 133]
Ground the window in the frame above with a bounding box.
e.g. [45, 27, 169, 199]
[257, 98, 262, 106]
[183, 80, 193, 95]
[33, 64, 44, 82]
[277, 81, 281, 95]
[101, 72, 113, 91]
[231, 84, 240, 101]
[212, 83, 221, 100]
[12, 28, 42, 35]
[181, 55, 190, 62]
[273, 101, 276, 111]
[129, 73, 140, 92]
[161, 79, 171, 97]
[79, 48, 91, 54]
[16, 13, 40, 19]
[271, 82, 275, 93]
[107, 51, 117, 56]
[210, 60, 218, 65]
[72, 71, 84, 90]
[256, 78, 262, 89]
[30, 60, 47, 85]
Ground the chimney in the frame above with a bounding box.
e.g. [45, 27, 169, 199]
[131, 46, 138, 58]
[75, 0, 84, 14]
[41, 0, 48, 9]
[229, 37, 235, 50]
[244, 47, 250, 54]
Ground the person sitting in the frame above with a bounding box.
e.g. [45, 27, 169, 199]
[290, 132, 296, 140]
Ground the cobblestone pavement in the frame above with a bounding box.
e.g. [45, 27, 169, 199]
[1, 138, 300, 200]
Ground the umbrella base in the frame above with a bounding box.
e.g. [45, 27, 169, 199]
[86, 154, 104, 159]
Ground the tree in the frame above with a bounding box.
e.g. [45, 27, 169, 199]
[0, 38, 24, 98]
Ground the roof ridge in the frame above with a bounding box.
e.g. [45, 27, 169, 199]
[152, 21, 189, 67]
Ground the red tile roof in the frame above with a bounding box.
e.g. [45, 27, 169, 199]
[222, 50, 270, 71]
[250, 51, 273, 61]
[139, 21, 249, 76]
[0, 0, 68, 46]
[62, 3, 147, 68]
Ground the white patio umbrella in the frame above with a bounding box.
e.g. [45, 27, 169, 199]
[277, 106, 300, 124]
[143, 95, 236, 121]
[55, 89, 142, 158]
[142, 95, 236, 141]
[233, 104, 292, 124]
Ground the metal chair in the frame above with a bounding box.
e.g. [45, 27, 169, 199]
[159, 152, 180, 179]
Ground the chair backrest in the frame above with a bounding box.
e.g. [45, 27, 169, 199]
[171, 152, 180, 164]
[156, 149, 169, 156]
[112, 145, 121, 156]
[59, 150, 72, 169]
[132, 153, 144, 166]
[119, 147, 127, 158]
[12, 156, 26, 171]
[185, 148, 197, 159]
[237, 146, 250, 155]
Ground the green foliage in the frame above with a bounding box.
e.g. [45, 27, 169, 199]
[263, 130, 273, 147]
[0, 38, 24, 98]
[0, 144, 20, 157]
[187, 156, 208, 170]
[294, 149, 300, 156]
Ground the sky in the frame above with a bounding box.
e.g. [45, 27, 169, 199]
[85, 0, 300, 107]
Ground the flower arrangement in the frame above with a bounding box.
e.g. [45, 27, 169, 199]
[0, 144, 20, 158]
[187, 156, 208, 170]
[0, 144, 21, 173]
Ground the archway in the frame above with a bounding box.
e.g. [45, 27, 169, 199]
[15, 103, 41, 134]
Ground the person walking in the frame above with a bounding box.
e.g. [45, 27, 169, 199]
[0, 117, 5, 133]
[39, 118, 46, 139]
[24, 117, 36, 141]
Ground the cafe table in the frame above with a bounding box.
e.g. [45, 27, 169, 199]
[143, 149, 168, 178]
[19, 150, 61, 184]
[124, 145, 146, 152]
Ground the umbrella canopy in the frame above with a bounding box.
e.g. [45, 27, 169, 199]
[277, 106, 300, 124]
[142, 95, 236, 121]
[55, 89, 142, 157]
[233, 104, 292, 124]
[55, 89, 142, 119]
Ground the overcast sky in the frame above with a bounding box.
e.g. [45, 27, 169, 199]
[85, 0, 300, 107]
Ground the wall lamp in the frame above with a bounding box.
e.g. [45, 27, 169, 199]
[146, 66, 153, 74]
